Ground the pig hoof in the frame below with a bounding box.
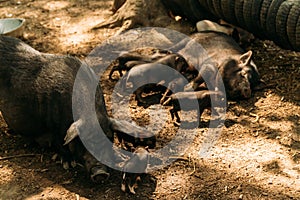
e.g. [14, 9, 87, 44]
[128, 185, 136, 194]
[173, 121, 180, 127]
[136, 176, 141, 182]
[121, 183, 126, 192]
[63, 161, 70, 170]
[90, 167, 110, 183]
[71, 160, 77, 168]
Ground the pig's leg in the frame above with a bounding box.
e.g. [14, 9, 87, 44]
[121, 173, 127, 192]
[121, 173, 136, 194]
[174, 110, 181, 123]
[33, 128, 75, 170]
[56, 142, 76, 170]
[170, 108, 181, 126]
[64, 120, 111, 181]
[160, 88, 170, 104]
[174, 110, 181, 126]
[133, 175, 141, 190]
[197, 108, 204, 123]
[118, 64, 124, 77]
[134, 87, 147, 105]
[115, 131, 128, 150]
[128, 175, 136, 194]
[170, 108, 175, 121]
[127, 174, 142, 194]
[109, 65, 119, 80]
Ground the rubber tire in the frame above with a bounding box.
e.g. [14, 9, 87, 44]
[287, 1, 300, 51]
[161, 0, 184, 17]
[188, 0, 208, 22]
[198, 0, 210, 11]
[235, 0, 247, 29]
[243, 0, 255, 33]
[266, 0, 285, 42]
[212, 0, 225, 20]
[197, 0, 219, 21]
[296, 14, 300, 51]
[250, 0, 265, 39]
[221, 0, 238, 25]
[275, 0, 294, 49]
[206, 0, 217, 16]
[260, 0, 273, 35]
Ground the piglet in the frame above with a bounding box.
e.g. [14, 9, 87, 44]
[121, 146, 149, 194]
[163, 90, 226, 126]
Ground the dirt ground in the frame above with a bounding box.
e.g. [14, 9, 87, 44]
[0, 0, 300, 199]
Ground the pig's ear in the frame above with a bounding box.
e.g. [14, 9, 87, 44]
[174, 56, 180, 64]
[175, 55, 184, 64]
[64, 119, 83, 145]
[239, 50, 252, 66]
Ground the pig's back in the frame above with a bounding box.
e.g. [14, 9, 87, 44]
[0, 36, 80, 137]
[191, 31, 245, 64]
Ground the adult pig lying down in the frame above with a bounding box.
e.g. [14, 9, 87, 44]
[190, 31, 265, 100]
[0, 35, 152, 182]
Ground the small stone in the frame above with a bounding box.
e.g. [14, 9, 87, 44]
[237, 185, 242, 192]
[40, 169, 48, 173]
[238, 194, 243, 199]
[51, 153, 58, 161]
[224, 186, 228, 192]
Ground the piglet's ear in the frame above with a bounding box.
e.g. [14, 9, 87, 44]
[175, 56, 181, 64]
[64, 119, 83, 145]
[239, 50, 252, 66]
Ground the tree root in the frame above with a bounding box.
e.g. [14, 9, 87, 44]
[92, 0, 194, 35]
[0, 153, 41, 161]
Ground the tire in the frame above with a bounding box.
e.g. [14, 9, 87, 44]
[221, 0, 238, 25]
[250, 0, 265, 38]
[206, 0, 217, 16]
[169, 0, 299, 51]
[212, 0, 225, 19]
[296, 14, 300, 51]
[287, 1, 300, 51]
[243, 0, 255, 33]
[161, 0, 184, 17]
[275, 0, 294, 49]
[260, 0, 273, 34]
[266, 0, 285, 42]
[198, 0, 210, 11]
[188, 0, 208, 22]
[235, 0, 247, 29]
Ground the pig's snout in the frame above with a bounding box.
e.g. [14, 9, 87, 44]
[90, 165, 110, 183]
[240, 83, 252, 99]
[242, 88, 251, 99]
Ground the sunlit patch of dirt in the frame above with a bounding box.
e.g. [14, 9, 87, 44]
[0, 166, 14, 184]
